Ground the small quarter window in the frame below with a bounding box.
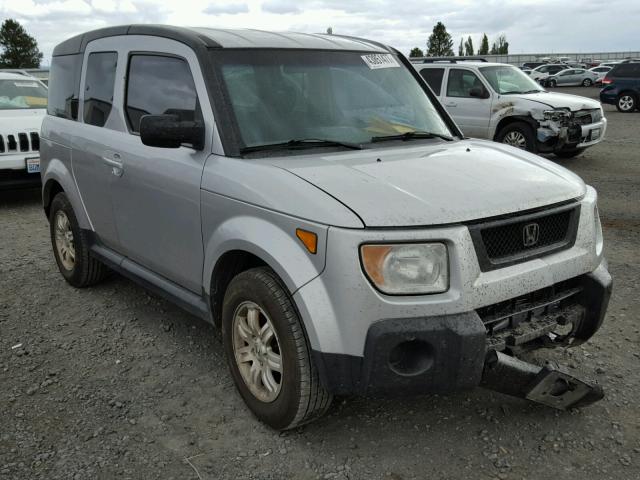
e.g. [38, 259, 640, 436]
[419, 68, 444, 95]
[48, 53, 82, 120]
[84, 52, 118, 127]
[125, 55, 199, 133]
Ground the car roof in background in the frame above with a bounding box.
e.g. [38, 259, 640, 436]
[52, 25, 389, 56]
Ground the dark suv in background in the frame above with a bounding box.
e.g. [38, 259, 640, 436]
[600, 62, 640, 112]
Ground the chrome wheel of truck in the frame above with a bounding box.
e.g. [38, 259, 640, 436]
[54, 210, 75, 271]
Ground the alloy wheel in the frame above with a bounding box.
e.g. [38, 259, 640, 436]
[232, 301, 283, 403]
[619, 95, 635, 111]
[503, 131, 527, 150]
[54, 210, 76, 271]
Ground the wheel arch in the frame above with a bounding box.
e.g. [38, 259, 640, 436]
[41, 158, 92, 229]
[493, 115, 538, 142]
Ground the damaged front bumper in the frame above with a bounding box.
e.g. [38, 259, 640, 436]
[313, 261, 612, 411]
[536, 109, 607, 152]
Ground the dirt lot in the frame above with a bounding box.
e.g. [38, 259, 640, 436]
[1, 87, 639, 480]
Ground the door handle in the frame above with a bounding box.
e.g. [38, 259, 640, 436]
[102, 155, 124, 177]
[445, 101, 458, 107]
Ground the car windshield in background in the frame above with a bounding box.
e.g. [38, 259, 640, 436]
[0, 79, 47, 110]
[480, 66, 544, 95]
[215, 50, 453, 151]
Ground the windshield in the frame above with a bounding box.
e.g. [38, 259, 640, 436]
[215, 50, 453, 150]
[0, 79, 47, 110]
[480, 66, 544, 95]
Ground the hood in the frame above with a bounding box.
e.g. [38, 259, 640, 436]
[267, 139, 586, 227]
[0, 108, 46, 132]
[509, 91, 601, 111]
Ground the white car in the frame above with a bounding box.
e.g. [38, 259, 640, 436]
[415, 61, 606, 158]
[589, 66, 613, 84]
[529, 64, 570, 83]
[0, 72, 47, 189]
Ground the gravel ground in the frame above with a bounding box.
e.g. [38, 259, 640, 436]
[1, 87, 639, 480]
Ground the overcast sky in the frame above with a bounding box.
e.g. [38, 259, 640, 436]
[2, 0, 639, 63]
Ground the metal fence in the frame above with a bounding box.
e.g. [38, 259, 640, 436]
[410, 51, 640, 66]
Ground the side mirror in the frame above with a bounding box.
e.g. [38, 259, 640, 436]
[139, 114, 205, 150]
[469, 86, 489, 99]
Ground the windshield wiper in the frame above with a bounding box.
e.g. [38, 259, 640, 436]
[241, 138, 363, 153]
[371, 130, 454, 143]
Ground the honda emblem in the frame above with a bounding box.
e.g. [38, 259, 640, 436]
[522, 223, 540, 247]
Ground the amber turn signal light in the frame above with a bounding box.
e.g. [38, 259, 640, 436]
[296, 228, 317, 254]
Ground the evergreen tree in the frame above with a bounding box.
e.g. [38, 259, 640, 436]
[409, 47, 424, 58]
[426, 22, 454, 57]
[458, 38, 464, 56]
[478, 34, 489, 55]
[464, 36, 474, 56]
[0, 19, 42, 68]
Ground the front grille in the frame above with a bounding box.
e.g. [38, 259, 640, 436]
[0, 132, 39, 153]
[468, 203, 580, 271]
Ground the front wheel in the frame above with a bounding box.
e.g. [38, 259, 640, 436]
[222, 267, 332, 430]
[582, 78, 593, 87]
[547, 79, 557, 88]
[495, 122, 538, 153]
[616, 93, 636, 113]
[554, 148, 586, 159]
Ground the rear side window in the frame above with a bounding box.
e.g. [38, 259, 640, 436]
[611, 63, 640, 77]
[84, 52, 118, 127]
[419, 68, 444, 95]
[48, 53, 82, 120]
[125, 55, 199, 133]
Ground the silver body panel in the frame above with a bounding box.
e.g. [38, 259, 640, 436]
[41, 28, 606, 359]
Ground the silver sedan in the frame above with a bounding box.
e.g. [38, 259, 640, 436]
[545, 68, 600, 87]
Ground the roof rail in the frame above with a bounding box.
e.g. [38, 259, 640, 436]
[416, 56, 488, 64]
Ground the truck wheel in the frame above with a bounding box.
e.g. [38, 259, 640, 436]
[554, 148, 585, 159]
[582, 78, 593, 87]
[616, 93, 636, 112]
[49, 192, 107, 287]
[496, 122, 537, 153]
[222, 267, 332, 430]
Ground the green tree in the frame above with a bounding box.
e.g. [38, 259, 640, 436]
[478, 33, 489, 55]
[426, 22, 454, 57]
[464, 36, 474, 56]
[0, 19, 42, 68]
[409, 47, 424, 58]
[326, 27, 333, 35]
[490, 34, 509, 55]
[458, 38, 464, 56]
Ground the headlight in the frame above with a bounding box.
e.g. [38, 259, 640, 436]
[360, 243, 448, 295]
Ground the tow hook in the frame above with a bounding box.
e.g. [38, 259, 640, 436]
[480, 350, 604, 410]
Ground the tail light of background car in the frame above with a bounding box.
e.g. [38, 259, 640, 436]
[601, 77, 613, 85]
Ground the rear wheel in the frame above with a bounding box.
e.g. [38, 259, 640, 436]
[495, 122, 538, 153]
[554, 148, 585, 159]
[547, 79, 557, 88]
[222, 267, 332, 430]
[616, 93, 636, 112]
[582, 78, 593, 87]
[49, 192, 107, 287]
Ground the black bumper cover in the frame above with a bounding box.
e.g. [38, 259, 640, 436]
[313, 268, 612, 396]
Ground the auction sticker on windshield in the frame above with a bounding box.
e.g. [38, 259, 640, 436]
[361, 54, 400, 69]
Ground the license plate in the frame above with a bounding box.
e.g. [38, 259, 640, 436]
[26, 157, 40, 174]
[591, 129, 601, 140]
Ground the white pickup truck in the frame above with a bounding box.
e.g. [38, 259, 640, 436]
[415, 60, 606, 158]
[0, 72, 47, 189]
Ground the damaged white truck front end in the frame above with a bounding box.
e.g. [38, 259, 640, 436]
[415, 62, 607, 158]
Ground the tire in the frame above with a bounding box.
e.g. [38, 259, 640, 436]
[582, 78, 593, 87]
[547, 79, 557, 88]
[554, 148, 585, 159]
[49, 192, 107, 287]
[222, 267, 332, 430]
[616, 93, 636, 113]
[495, 121, 538, 153]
